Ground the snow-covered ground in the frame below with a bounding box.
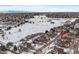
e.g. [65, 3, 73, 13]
[0, 17, 77, 43]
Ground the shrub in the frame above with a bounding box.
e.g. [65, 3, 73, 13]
[6, 42, 13, 49]
[0, 44, 7, 51]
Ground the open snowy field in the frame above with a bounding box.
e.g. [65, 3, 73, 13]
[0, 17, 76, 43]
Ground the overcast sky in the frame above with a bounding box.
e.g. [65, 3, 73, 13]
[0, 5, 79, 12]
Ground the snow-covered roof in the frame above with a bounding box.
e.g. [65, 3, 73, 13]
[74, 19, 79, 23]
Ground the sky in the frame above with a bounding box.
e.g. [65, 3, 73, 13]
[0, 5, 79, 12]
